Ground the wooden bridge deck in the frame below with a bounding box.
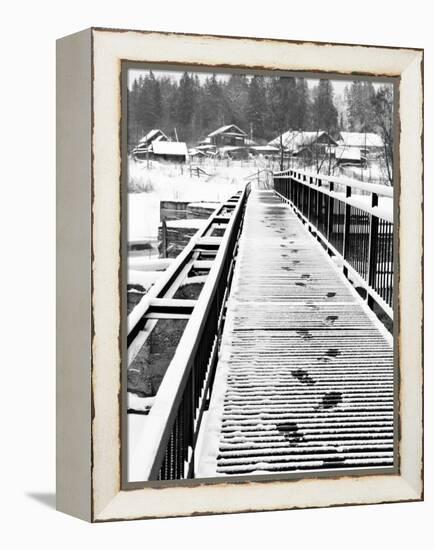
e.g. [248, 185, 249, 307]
[197, 190, 394, 477]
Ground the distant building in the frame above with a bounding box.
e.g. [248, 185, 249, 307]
[132, 129, 168, 159]
[334, 146, 367, 167]
[338, 132, 384, 157]
[138, 129, 168, 148]
[151, 141, 188, 162]
[207, 124, 248, 147]
[249, 145, 280, 157]
[268, 130, 337, 156]
[218, 145, 249, 160]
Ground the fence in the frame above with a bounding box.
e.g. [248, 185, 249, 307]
[273, 169, 394, 318]
[127, 184, 250, 481]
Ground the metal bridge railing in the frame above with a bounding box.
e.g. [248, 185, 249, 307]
[127, 184, 250, 481]
[273, 169, 394, 319]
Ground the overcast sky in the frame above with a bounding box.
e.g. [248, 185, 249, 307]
[127, 68, 391, 97]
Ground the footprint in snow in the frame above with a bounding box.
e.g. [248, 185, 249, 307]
[317, 391, 343, 410]
[325, 315, 338, 326]
[291, 368, 316, 385]
[296, 329, 313, 340]
[276, 422, 304, 444]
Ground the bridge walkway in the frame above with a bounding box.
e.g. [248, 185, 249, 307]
[197, 189, 394, 477]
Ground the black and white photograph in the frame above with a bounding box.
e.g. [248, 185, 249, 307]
[124, 65, 396, 484]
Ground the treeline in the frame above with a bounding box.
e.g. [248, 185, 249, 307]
[128, 71, 393, 150]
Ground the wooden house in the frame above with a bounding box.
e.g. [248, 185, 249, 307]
[207, 124, 248, 148]
[132, 129, 168, 159]
[151, 141, 188, 162]
[269, 130, 337, 156]
[338, 132, 384, 157]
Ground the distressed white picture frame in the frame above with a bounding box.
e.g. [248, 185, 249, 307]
[56, 27, 423, 522]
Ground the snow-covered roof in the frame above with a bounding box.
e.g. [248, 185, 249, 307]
[339, 132, 383, 148]
[196, 144, 216, 151]
[335, 146, 362, 161]
[138, 128, 168, 145]
[198, 137, 212, 145]
[219, 146, 246, 153]
[189, 148, 207, 156]
[250, 145, 279, 152]
[208, 124, 247, 137]
[151, 141, 188, 156]
[269, 130, 336, 151]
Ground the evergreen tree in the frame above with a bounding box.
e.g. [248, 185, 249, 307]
[346, 81, 376, 132]
[268, 76, 296, 167]
[175, 72, 196, 140]
[311, 79, 338, 134]
[225, 74, 249, 132]
[371, 84, 394, 185]
[293, 78, 311, 131]
[247, 76, 267, 141]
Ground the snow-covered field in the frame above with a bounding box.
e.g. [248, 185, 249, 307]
[128, 158, 254, 242]
[127, 158, 261, 298]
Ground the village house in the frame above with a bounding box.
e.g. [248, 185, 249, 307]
[132, 129, 168, 159]
[150, 140, 188, 163]
[338, 132, 384, 158]
[268, 130, 338, 157]
[207, 124, 248, 147]
[334, 145, 367, 167]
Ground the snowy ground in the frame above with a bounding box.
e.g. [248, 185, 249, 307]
[128, 158, 256, 242]
[127, 157, 267, 288]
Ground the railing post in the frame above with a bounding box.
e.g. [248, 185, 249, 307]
[307, 185, 311, 221]
[367, 192, 379, 307]
[342, 185, 352, 276]
[316, 178, 322, 227]
[327, 181, 334, 244]
[161, 219, 168, 258]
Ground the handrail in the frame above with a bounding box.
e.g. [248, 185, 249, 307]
[274, 168, 394, 199]
[273, 168, 394, 320]
[128, 184, 250, 481]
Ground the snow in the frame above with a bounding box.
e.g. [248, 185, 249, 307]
[339, 131, 384, 148]
[161, 218, 207, 229]
[269, 130, 334, 151]
[187, 201, 219, 209]
[208, 124, 247, 137]
[127, 158, 255, 241]
[128, 192, 159, 240]
[128, 269, 161, 289]
[128, 257, 173, 272]
[335, 146, 361, 161]
[128, 393, 155, 412]
[152, 140, 188, 156]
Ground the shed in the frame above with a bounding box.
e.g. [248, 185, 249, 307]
[151, 140, 188, 162]
[338, 132, 384, 156]
[132, 129, 169, 159]
[335, 146, 366, 166]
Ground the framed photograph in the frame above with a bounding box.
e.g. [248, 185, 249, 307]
[56, 28, 423, 522]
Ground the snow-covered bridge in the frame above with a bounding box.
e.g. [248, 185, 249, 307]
[127, 169, 395, 481]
